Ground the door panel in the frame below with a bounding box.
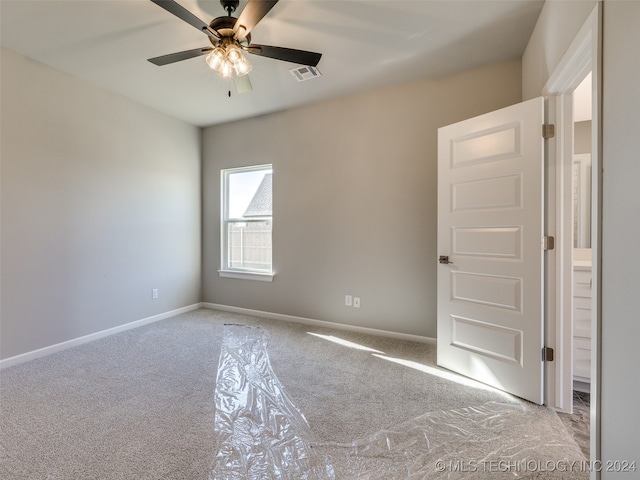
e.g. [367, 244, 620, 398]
[452, 174, 523, 211]
[437, 97, 544, 404]
[452, 226, 522, 259]
[451, 272, 522, 312]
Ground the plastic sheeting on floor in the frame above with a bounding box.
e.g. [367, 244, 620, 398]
[210, 324, 335, 479]
[316, 402, 588, 479]
[210, 325, 587, 480]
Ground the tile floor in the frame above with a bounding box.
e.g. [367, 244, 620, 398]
[558, 390, 590, 458]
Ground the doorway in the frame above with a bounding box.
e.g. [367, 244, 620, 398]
[553, 72, 593, 459]
[571, 72, 593, 398]
[542, 3, 601, 472]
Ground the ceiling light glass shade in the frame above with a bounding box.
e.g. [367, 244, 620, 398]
[226, 45, 243, 64]
[234, 56, 252, 76]
[205, 48, 225, 71]
[219, 61, 233, 78]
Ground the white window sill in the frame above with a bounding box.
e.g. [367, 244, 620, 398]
[218, 270, 275, 282]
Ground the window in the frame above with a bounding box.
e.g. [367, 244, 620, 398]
[220, 165, 273, 280]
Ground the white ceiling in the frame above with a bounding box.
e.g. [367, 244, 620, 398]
[0, 0, 544, 127]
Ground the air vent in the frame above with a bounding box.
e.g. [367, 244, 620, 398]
[289, 66, 322, 82]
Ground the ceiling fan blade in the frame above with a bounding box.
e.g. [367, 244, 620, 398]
[234, 0, 278, 39]
[234, 74, 253, 93]
[148, 47, 213, 66]
[246, 44, 321, 67]
[150, 0, 219, 39]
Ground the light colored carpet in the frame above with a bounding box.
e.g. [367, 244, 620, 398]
[0, 309, 587, 479]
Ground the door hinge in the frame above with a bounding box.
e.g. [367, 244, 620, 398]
[543, 235, 555, 250]
[542, 346, 555, 362]
[542, 124, 555, 139]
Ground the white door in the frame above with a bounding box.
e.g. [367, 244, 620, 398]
[437, 97, 545, 404]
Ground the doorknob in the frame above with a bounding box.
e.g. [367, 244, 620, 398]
[439, 255, 453, 264]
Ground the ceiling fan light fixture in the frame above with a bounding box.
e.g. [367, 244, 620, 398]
[205, 44, 252, 78]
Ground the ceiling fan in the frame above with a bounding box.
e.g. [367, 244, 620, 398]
[148, 0, 322, 94]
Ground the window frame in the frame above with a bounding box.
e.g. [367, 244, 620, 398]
[218, 164, 274, 282]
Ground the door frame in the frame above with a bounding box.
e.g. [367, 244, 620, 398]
[542, 2, 601, 476]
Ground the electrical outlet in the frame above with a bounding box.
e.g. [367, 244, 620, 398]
[345, 295, 352, 307]
[152, 289, 158, 299]
[353, 297, 361, 308]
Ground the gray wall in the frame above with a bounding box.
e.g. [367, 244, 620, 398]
[203, 60, 522, 338]
[523, 0, 640, 473]
[0, 48, 202, 360]
[600, 1, 640, 473]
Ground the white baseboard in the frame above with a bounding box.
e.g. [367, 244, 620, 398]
[201, 302, 436, 345]
[573, 379, 591, 394]
[1, 302, 435, 369]
[0, 304, 201, 370]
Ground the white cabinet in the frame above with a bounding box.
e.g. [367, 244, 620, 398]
[573, 261, 592, 389]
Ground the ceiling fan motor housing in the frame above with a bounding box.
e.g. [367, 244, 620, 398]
[208, 16, 251, 47]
